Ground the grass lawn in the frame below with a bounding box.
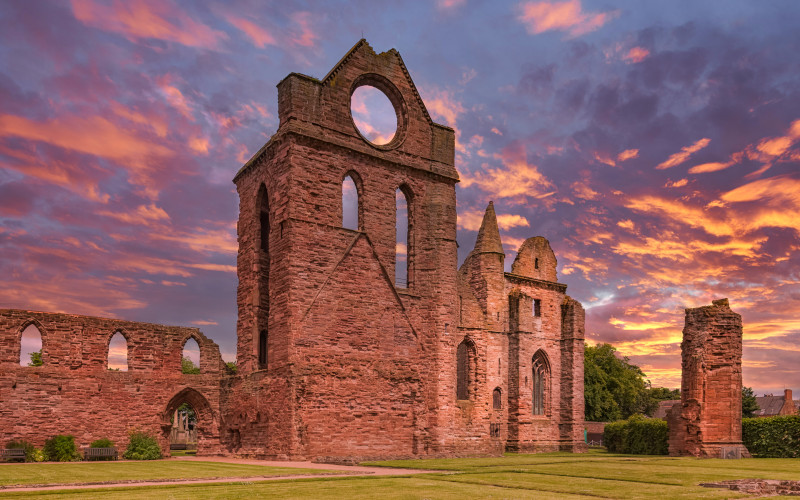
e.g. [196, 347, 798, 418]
[0, 460, 334, 487]
[3, 451, 800, 499]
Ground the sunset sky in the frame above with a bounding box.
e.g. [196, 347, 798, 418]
[2, 0, 799, 395]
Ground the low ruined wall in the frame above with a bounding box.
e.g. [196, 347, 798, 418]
[0, 309, 225, 455]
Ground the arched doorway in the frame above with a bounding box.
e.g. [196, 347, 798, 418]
[162, 388, 216, 456]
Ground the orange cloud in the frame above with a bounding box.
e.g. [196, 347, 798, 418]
[623, 46, 650, 63]
[593, 151, 616, 166]
[688, 161, 734, 174]
[458, 210, 530, 231]
[617, 149, 639, 162]
[110, 102, 168, 138]
[97, 204, 170, 225]
[461, 149, 556, 203]
[70, 0, 227, 49]
[224, 14, 276, 48]
[571, 181, 600, 200]
[655, 137, 711, 169]
[421, 86, 465, 129]
[0, 113, 173, 171]
[664, 178, 688, 188]
[517, 0, 617, 37]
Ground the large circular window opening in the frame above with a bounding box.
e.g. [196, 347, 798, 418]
[351, 85, 397, 146]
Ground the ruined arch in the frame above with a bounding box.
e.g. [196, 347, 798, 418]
[181, 335, 202, 373]
[17, 318, 46, 366]
[162, 387, 216, 454]
[107, 330, 129, 371]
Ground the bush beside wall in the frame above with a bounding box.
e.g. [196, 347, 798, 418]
[604, 414, 668, 455]
[743, 415, 800, 458]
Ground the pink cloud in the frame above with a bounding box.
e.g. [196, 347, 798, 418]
[623, 46, 650, 63]
[517, 0, 618, 38]
[70, 0, 227, 49]
[224, 13, 277, 48]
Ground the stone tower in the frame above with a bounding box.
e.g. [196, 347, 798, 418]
[230, 39, 459, 459]
[668, 298, 750, 458]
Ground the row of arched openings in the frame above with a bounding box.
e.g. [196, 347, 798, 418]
[18, 324, 202, 372]
[340, 173, 412, 288]
[456, 338, 549, 415]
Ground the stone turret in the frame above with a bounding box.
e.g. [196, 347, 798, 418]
[459, 202, 506, 330]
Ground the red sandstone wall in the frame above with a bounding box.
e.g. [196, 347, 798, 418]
[230, 39, 463, 460]
[0, 309, 225, 455]
[668, 299, 750, 458]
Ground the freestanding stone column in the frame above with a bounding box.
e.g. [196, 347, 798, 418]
[667, 299, 750, 458]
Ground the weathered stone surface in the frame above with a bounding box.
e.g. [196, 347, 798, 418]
[0, 39, 586, 461]
[668, 298, 751, 458]
[0, 309, 225, 455]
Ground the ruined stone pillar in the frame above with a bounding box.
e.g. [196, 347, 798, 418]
[668, 298, 750, 458]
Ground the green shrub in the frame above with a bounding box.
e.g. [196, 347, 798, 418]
[603, 420, 627, 453]
[123, 431, 162, 460]
[30, 449, 45, 462]
[603, 415, 668, 455]
[5, 440, 35, 462]
[90, 438, 115, 448]
[743, 415, 800, 458]
[43, 435, 80, 462]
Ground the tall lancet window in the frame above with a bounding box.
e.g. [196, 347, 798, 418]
[395, 186, 410, 287]
[257, 185, 270, 370]
[532, 350, 549, 415]
[342, 174, 359, 230]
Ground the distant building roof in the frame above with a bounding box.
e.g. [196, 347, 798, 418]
[653, 400, 680, 420]
[754, 389, 797, 417]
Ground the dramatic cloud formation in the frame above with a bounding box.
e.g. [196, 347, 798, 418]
[517, 0, 617, 37]
[1, 1, 799, 394]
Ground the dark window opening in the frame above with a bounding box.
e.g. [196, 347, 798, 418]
[535, 257, 539, 269]
[456, 340, 471, 400]
[258, 330, 268, 370]
[258, 185, 270, 253]
[490, 423, 501, 438]
[533, 298, 541, 317]
[493, 387, 502, 409]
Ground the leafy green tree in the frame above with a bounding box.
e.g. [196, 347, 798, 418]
[28, 350, 42, 366]
[225, 361, 237, 374]
[649, 387, 680, 402]
[584, 343, 654, 421]
[742, 386, 759, 418]
[181, 356, 200, 374]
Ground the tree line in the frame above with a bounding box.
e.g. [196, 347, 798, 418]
[585, 343, 759, 421]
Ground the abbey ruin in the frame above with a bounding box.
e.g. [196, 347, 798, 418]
[0, 40, 587, 460]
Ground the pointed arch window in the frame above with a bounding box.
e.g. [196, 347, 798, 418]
[532, 350, 549, 415]
[395, 186, 411, 288]
[456, 339, 475, 400]
[182, 337, 201, 374]
[19, 323, 43, 366]
[493, 387, 502, 409]
[342, 174, 359, 230]
[108, 331, 128, 371]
